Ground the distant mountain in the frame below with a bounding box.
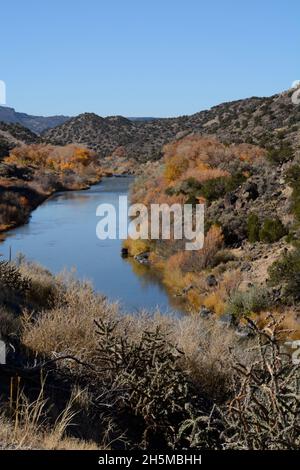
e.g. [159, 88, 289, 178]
[0, 106, 70, 134]
[129, 117, 157, 122]
[43, 89, 300, 162]
[1, 89, 300, 163]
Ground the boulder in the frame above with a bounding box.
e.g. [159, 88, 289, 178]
[206, 274, 218, 287]
[121, 247, 128, 257]
[235, 325, 254, 339]
[218, 313, 234, 327]
[242, 182, 259, 201]
[134, 251, 150, 264]
[224, 192, 238, 207]
[199, 307, 212, 318]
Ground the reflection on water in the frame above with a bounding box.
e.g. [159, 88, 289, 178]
[0, 177, 184, 315]
[124, 256, 186, 312]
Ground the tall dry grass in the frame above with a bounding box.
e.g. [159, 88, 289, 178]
[1, 259, 299, 449]
[0, 378, 99, 450]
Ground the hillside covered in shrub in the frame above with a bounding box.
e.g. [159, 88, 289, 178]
[43, 88, 300, 165]
[125, 133, 300, 338]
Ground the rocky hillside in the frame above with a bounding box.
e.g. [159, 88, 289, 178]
[0, 106, 70, 134]
[0, 122, 40, 159]
[43, 89, 300, 163]
[124, 133, 300, 339]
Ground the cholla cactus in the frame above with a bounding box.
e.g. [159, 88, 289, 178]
[222, 315, 300, 449]
[93, 319, 208, 449]
[0, 261, 31, 305]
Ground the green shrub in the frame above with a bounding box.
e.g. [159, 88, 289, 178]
[225, 172, 247, 192]
[267, 145, 294, 165]
[199, 173, 247, 202]
[211, 250, 237, 267]
[259, 217, 287, 243]
[0, 307, 21, 338]
[226, 286, 270, 318]
[198, 177, 225, 201]
[0, 261, 31, 307]
[268, 247, 300, 302]
[199, 177, 227, 201]
[247, 215, 286, 243]
[285, 165, 300, 223]
[247, 213, 260, 243]
[179, 177, 202, 195]
[175, 173, 247, 204]
[165, 186, 176, 196]
[178, 177, 203, 204]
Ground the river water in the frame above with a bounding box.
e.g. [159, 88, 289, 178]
[0, 177, 183, 315]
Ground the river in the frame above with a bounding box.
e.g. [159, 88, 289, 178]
[0, 177, 184, 315]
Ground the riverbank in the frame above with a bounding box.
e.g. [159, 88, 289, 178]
[0, 144, 103, 234]
[123, 135, 300, 337]
[0, 176, 185, 314]
[0, 174, 101, 234]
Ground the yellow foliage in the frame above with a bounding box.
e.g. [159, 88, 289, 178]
[162, 267, 186, 292]
[72, 148, 93, 167]
[5, 144, 95, 174]
[123, 238, 150, 256]
[186, 290, 203, 312]
[181, 225, 223, 271]
[164, 252, 188, 272]
[203, 292, 225, 315]
[148, 252, 165, 271]
[126, 135, 267, 315]
[164, 154, 189, 183]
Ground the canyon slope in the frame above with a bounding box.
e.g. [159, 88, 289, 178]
[43, 89, 300, 163]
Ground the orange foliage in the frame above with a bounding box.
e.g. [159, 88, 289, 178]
[131, 136, 266, 231]
[127, 136, 266, 315]
[183, 166, 229, 183]
[186, 289, 203, 311]
[5, 144, 96, 174]
[203, 292, 225, 315]
[163, 136, 265, 169]
[162, 135, 265, 202]
[164, 153, 189, 183]
[165, 251, 189, 272]
[203, 225, 224, 262]
[231, 143, 266, 162]
[179, 225, 224, 272]
[162, 136, 265, 188]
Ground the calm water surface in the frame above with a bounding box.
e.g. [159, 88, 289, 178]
[0, 177, 183, 315]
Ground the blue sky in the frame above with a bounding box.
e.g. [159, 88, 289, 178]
[1, 0, 299, 117]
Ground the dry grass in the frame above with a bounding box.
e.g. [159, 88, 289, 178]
[19, 262, 246, 404]
[22, 274, 119, 363]
[1, 260, 299, 450]
[172, 315, 246, 402]
[0, 379, 99, 450]
[0, 416, 99, 450]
